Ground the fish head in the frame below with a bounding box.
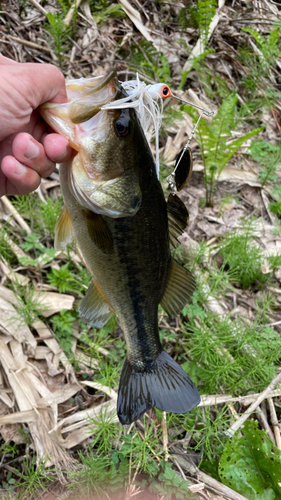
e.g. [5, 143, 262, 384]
[40, 72, 143, 218]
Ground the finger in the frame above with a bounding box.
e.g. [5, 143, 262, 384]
[25, 63, 67, 105]
[43, 133, 72, 162]
[0, 55, 18, 65]
[12, 132, 55, 178]
[1, 156, 41, 195]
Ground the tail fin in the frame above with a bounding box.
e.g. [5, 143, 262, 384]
[117, 350, 200, 425]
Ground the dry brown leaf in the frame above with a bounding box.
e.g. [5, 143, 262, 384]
[118, 0, 153, 42]
[0, 297, 36, 351]
[31, 291, 75, 317]
[0, 285, 20, 307]
[0, 392, 14, 409]
[32, 320, 62, 355]
[80, 381, 118, 402]
[57, 400, 118, 449]
[74, 348, 99, 370]
[50, 383, 82, 405]
[0, 400, 25, 444]
[0, 259, 30, 286]
[34, 346, 53, 359]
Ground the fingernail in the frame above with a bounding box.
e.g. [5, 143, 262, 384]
[13, 160, 27, 176]
[25, 140, 39, 160]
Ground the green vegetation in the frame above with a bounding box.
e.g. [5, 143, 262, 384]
[88, 0, 125, 25]
[218, 220, 270, 289]
[0, 223, 16, 265]
[193, 93, 262, 205]
[12, 194, 64, 237]
[45, 1, 72, 67]
[47, 262, 79, 293]
[150, 462, 195, 499]
[177, 0, 217, 48]
[239, 22, 281, 113]
[219, 420, 281, 500]
[51, 309, 79, 353]
[10, 283, 48, 327]
[249, 140, 281, 186]
[14, 456, 56, 499]
[120, 39, 171, 84]
[197, 0, 217, 48]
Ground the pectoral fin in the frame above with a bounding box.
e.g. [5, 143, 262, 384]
[167, 194, 189, 249]
[79, 281, 114, 328]
[161, 258, 196, 317]
[54, 207, 75, 250]
[82, 210, 114, 254]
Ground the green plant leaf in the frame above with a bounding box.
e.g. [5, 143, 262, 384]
[197, 0, 217, 47]
[195, 92, 263, 205]
[219, 420, 281, 500]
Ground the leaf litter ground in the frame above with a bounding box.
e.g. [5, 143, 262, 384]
[0, 1, 281, 499]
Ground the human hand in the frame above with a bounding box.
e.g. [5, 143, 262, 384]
[0, 56, 72, 196]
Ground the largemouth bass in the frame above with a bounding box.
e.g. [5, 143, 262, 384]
[40, 72, 200, 424]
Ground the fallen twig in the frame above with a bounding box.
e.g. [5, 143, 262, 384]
[199, 389, 281, 407]
[174, 454, 249, 500]
[267, 397, 281, 450]
[225, 371, 281, 437]
[64, 0, 83, 26]
[28, 0, 47, 15]
[5, 35, 52, 54]
[162, 411, 169, 462]
[1, 196, 31, 234]
[256, 405, 275, 444]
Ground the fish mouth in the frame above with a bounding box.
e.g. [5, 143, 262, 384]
[40, 72, 119, 144]
[70, 166, 142, 218]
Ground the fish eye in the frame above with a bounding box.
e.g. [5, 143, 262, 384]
[115, 120, 128, 136]
[115, 109, 130, 138]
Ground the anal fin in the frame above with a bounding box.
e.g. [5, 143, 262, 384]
[160, 258, 196, 317]
[55, 207, 75, 251]
[79, 281, 114, 328]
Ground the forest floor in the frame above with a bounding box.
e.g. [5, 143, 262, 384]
[0, 0, 281, 499]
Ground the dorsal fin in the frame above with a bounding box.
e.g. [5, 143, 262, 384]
[160, 258, 196, 317]
[82, 210, 113, 254]
[79, 281, 114, 328]
[55, 207, 75, 250]
[167, 194, 189, 249]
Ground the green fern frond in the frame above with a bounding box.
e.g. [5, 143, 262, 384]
[242, 24, 281, 71]
[242, 26, 263, 46]
[195, 93, 263, 205]
[197, 0, 217, 47]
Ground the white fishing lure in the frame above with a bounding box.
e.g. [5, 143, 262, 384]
[102, 75, 214, 181]
[102, 75, 173, 179]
